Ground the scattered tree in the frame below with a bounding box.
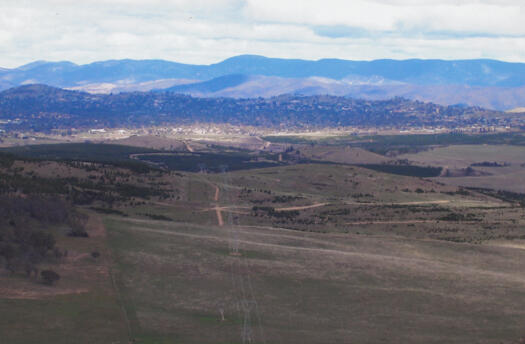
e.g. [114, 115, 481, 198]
[41, 270, 60, 285]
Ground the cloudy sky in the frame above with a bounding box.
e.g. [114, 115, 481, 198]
[1, 0, 524, 68]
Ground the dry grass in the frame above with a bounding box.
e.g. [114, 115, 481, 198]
[101, 163, 525, 343]
[399, 144, 525, 192]
[105, 213, 525, 343]
[298, 145, 389, 164]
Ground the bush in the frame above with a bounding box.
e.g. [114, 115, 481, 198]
[68, 227, 89, 238]
[91, 251, 100, 258]
[439, 213, 465, 222]
[41, 270, 60, 285]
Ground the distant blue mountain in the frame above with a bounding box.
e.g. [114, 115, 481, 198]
[2, 55, 525, 88]
[164, 74, 250, 94]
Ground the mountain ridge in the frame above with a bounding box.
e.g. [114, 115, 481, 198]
[3, 55, 525, 87]
[2, 55, 525, 110]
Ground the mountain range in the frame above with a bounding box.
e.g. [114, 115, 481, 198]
[2, 55, 525, 110]
[0, 84, 506, 131]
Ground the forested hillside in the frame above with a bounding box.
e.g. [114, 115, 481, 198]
[0, 85, 505, 131]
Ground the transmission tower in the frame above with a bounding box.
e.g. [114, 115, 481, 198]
[220, 164, 266, 344]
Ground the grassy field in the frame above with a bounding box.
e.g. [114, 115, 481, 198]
[399, 145, 525, 192]
[293, 145, 388, 165]
[99, 163, 525, 343]
[3, 143, 525, 343]
[264, 132, 525, 157]
[399, 145, 525, 168]
[103, 196, 525, 343]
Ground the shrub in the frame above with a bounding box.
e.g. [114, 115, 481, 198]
[41, 270, 60, 285]
[68, 227, 89, 238]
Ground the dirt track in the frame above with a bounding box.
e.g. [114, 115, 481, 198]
[345, 220, 435, 225]
[274, 203, 328, 211]
[275, 200, 451, 212]
[209, 182, 223, 226]
[0, 287, 90, 300]
[215, 208, 224, 226]
[213, 184, 219, 202]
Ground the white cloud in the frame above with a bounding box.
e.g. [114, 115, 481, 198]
[0, 0, 524, 68]
[244, 0, 525, 35]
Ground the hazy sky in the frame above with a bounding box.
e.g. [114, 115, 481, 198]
[1, 0, 524, 68]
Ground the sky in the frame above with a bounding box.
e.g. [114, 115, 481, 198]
[1, 0, 524, 68]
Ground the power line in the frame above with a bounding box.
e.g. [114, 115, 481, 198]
[219, 165, 267, 344]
